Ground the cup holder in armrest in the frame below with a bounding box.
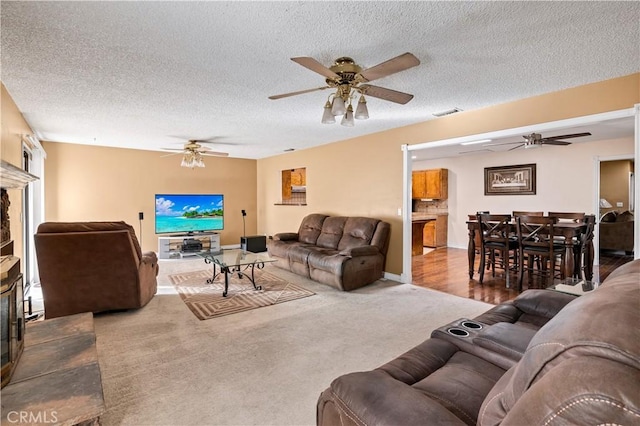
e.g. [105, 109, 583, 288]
[447, 327, 470, 337]
[461, 320, 483, 330]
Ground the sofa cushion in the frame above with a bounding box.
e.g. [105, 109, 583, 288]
[298, 214, 328, 245]
[599, 210, 617, 222]
[337, 217, 379, 251]
[617, 210, 633, 222]
[316, 216, 347, 249]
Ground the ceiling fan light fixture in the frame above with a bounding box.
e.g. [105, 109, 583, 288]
[321, 100, 336, 124]
[181, 150, 206, 168]
[331, 95, 346, 116]
[354, 94, 369, 120]
[341, 104, 355, 127]
[524, 143, 540, 149]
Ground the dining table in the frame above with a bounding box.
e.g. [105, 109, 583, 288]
[466, 219, 593, 282]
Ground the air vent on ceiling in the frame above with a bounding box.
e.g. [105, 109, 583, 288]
[432, 107, 463, 117]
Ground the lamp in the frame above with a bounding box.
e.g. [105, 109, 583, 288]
[181, 150, 205, 168]
[321, 86, 370, 127]
[599, 198, 613, 208]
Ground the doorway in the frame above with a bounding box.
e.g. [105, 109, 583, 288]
[402, 108, 639, 284]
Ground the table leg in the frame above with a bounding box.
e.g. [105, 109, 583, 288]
[223, 267, 230, 297]
[564, 240, 575, 280]
[468, 227, 476, 279]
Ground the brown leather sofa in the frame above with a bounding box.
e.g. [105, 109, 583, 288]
[35, 221, 159, 319]
[317, 259, 640, 425]
[599, 210, 634, 254]
[267, 214, 391, 291]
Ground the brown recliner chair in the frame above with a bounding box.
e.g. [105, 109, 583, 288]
[35, 221, 159, 319]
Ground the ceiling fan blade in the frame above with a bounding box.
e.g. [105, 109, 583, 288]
[359, 84, 414, 104]
[200, 151, 229, 157]
[160, 152, 182, 157]
[543, 132, 591, 140]
[358, 52, 420, 82]
[161, 148, 185, 152]
[291, 57, 340, 79]
[268, 86, 329, 100]
[508, 144, 525, 151]
[542, 140, 572, 146]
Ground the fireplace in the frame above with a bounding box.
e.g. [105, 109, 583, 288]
[1, 161, 38, 388]
[1, 259, 24, 388]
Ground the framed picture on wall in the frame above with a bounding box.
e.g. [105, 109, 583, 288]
[484, 163, 536, 195]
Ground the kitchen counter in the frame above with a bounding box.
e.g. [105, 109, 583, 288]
[411, 213, 448, 254]
[412, 213, 448, 222]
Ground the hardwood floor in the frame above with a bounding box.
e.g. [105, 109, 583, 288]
[412, 247, 634, 305]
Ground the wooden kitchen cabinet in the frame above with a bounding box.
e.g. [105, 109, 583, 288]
[412, 168, 448, 199]
[423, 215, 448, 248]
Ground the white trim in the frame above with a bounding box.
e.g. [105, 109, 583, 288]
[383, 271, 402, 282]
[401, 144, 412, 283]
[634, 104, 640, 260]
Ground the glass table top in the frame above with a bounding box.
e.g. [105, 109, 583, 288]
[195, 249, 275, 268]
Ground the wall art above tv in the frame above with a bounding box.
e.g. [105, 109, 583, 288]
[155, 194, 224, 234]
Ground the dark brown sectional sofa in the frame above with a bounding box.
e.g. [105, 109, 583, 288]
[267, 214, 390, 291]
[317, 259, 640, 425]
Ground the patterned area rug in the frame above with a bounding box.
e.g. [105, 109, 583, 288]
[168, 269, 315, 320]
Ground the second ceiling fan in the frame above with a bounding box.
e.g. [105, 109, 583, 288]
[161, 139, 229, 168]
[488, 132, 592, 151]
[268, 52, 420, 126]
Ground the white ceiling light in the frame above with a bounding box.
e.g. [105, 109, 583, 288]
[460, 139, 493, 146]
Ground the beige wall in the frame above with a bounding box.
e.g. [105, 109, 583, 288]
[600, 159, 634, 213]
[415, 137, 634, 248]
[42, 142, 258, 252]
[257, 73, 640, 275]
[1, 83, 35, 259]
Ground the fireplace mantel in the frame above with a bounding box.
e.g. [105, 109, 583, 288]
[0, 160, 38, 189]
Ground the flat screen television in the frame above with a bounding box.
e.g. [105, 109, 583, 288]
[155, 194, 224, 234]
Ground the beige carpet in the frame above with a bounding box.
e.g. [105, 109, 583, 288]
[93, 258, 494, 426]
[169, 269, 315, 320]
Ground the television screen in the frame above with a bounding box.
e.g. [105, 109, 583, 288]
[155, 194, 224, 234]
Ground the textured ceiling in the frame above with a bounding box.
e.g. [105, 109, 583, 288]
[2, 1, 639, 160]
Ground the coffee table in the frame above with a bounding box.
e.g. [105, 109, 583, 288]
[195, 249, 276, 297]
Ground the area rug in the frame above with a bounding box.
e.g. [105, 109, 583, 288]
[168, 269, 315, 320]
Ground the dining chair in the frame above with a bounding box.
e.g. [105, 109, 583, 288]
[547, 212, 586, 222]
[512, 211, 544, 218]
[516, 215, 566, 291]
[476, 213, 518, 289]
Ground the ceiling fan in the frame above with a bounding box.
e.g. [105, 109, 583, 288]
[487, 132, 592, 151]
[268, 52, 420, 126]
[161, 140, 229, 168]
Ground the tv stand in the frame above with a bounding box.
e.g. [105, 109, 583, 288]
[158, 233, 220, 259]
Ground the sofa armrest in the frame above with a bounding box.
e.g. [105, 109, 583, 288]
[512, 289, 577, 319]
[273, 232, 299, 242]
[317, 371, 466, 426]
[338, 246, 380, 257]
[142, 251, 158, 264]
